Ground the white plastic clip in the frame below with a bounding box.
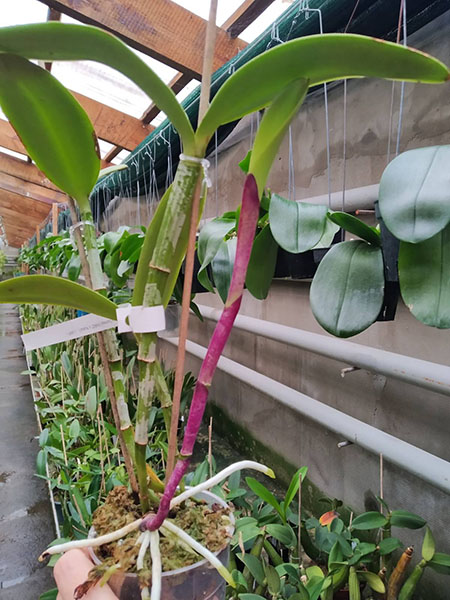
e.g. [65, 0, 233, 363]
[116, 304, 166, 334]
[179, 153, 212, 189]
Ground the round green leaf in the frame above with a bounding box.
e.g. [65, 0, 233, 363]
[0, 54, 99, 206]
[351, 511, 388, 530]
[211, 237, 237, 303]
[328, 212, 381, 246]
[269, 194, 328, 253]
[310, 241, 384, 338]
[390, 510, 426, 529]
[246, 225, 278, 299]
[69, 419, 80, 440]
[197, 218, 235, 293]
[379, 146, 450, 243]
[86, 386, 97, 418]
[399, 225, 450, 328]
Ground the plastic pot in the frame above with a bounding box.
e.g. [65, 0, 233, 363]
[89, 490, 234, 600]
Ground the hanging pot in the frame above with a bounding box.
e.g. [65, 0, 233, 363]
[88, 490, 234, 600]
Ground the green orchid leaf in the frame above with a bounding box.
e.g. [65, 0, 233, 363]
[246, 225, 278, 300]
[245, 476, 283, 520]
[36, 449, 47, 477]
[211, 237, 237, 303]
[284, 466, 308, 515]
[399, 225, 450, 328]
[239, 150, 252, 174]
[249, 79, 308, 193]
[270, 195, 328, 253]
[351, 511, 388, 530]
[378, 537, 403, 555]
[66, 254, 81, 282]
[357, 571, 385, 594]
[422, 527, 436, 562]
[266, 523, 296, 546]
[0, 275, 117, 319]
[310, 241, 384, 338]
[328, 212, 381, 246]
[197, 33, 449, 143]
[265, 564, 281, 595]
[428, 553, 450, 575]
[237, 554, 265, 586]
[0, 53, 99, 208]
[197, 218, 235, 294]
[379, 145, 450, 243]
[0, 23, 195, 152]
[390, 510, 426, 529]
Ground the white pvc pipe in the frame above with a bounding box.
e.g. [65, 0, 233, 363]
[298, 183, 378, 211]
[197, 306, 450, 398]
[164, 337, 450, 494]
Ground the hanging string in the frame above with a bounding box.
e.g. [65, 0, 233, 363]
[288, 125, 295, 202]
[298, 2, 331, 206]
[340, 0, 361, 218]
[214, 129, 219, 216]
[387, 0, 406, 164]
[395, 0, 407, 156]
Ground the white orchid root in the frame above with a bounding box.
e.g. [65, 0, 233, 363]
[150, 530, 162, 600]
[171, 460, 275, 508]
[38, 517, 143, 561]
[161, 520, 235, 589]
[137, 531, 151, 571]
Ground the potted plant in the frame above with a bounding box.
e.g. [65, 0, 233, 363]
[0, 17, 448, 600]
[225, 470, 450, 599]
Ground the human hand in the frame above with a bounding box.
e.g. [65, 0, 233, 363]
[54, 549, 118, 600]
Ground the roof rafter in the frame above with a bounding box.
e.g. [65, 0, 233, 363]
[40, 0, 246, 78]
[223, 0, 276, 38]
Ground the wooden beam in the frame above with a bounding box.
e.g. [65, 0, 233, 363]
[0, 189, 53, 247]
[0, 151, 61, 193]
[0, 170, 65, 205]
[41, 0, 247, 78]
[103, 145, 123, 164]
[70, 91, 153, 150]
[223, 0, 276, 38]
[0, 119, 27, 157]
[1, 93, 151, 153]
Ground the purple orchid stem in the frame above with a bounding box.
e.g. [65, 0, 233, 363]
[142, 174, 260, 531]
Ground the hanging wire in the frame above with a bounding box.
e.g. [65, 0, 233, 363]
[387, 0, 406, 164]
[340, 0, 362, 217]
[395, 0, 408, 156]
[214, 129, 219, 216]
[297, 1, 331, 206]
[288, 125, 296, 201]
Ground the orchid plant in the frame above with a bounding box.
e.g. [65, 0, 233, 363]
[0, 19, 448, 600]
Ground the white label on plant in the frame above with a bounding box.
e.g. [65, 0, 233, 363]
[21, 313, 117, 351]
[21, 305, 167, 351]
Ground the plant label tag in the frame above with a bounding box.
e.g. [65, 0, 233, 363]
[21, 313, 117, 351]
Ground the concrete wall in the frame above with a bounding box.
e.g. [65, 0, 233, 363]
[158, 11, 450, 599]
